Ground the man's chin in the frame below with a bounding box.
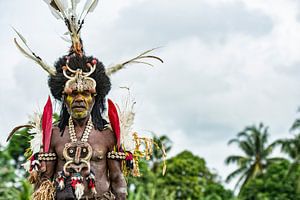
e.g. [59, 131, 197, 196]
[71, 111, 88, 119]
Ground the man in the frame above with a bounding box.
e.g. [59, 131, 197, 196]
[33, 54, 127, 200]
[10, 1, 163, 199]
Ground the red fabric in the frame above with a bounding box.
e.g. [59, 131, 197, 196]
[108, 99, 120, 150]
[42, 96, 53, 152]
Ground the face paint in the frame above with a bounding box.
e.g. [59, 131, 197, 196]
[65, 90, 95, 119]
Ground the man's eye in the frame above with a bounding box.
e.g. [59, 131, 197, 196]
[82, 91, 91, 96]
[71, 91, 78, 96]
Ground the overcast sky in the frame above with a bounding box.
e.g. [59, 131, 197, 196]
[1, 0, 300, 189]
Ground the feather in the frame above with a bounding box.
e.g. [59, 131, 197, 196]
[12, 27, 27, 45]
[60, 36, 72, 43]
[52, 0, 68, 18]
[14, 37, 57, 75]
[118, 92, 135, 152]
[128, 60, 154, 67]
[43, 0, 60, 11]
[42, 96, 53, 153]
[28, 112, 43, 155]
[6, 124, 33, 142]
[108, 99, 121, 150]
[21, 160, 31, 172]
[86, 0, 98, 13]
[71, 0, 81, 16]
[79, 0, 99, 21]
[105, 48, 163, 76]
[49, 5, 63, 19]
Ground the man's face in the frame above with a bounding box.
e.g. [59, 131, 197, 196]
[64, 90, 95, 119]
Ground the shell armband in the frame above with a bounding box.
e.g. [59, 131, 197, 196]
[38, 152, 57, 161]
[107, 151, 126, 160]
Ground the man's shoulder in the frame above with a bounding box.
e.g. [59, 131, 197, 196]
[52, 125, 60, 134]
[51, 125, 61, 141]
[96, 127, 116, 145]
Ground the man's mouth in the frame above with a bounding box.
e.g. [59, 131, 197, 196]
[72, 105, 86, 111]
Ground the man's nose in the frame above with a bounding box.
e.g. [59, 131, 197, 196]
[74, 93, 84, 101]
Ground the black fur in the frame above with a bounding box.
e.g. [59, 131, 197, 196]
[48, 54, 111, 132]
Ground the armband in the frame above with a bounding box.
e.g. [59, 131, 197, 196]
[38, 152, 57, 161]
[107, 151, 126, 160]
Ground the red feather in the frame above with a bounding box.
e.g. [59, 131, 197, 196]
[42, 96, 53, 153]
[108, 99, 120, 150]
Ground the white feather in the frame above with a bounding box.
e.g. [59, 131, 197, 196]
[79, 0, 99, 20]
[49, 5, 63, 19]
[87, 0, 98, 13]
[21, 160, 31, 172]
[118, 93, 136, 152]
[43, 0, 52, 4]
[28, 113, 43, 155]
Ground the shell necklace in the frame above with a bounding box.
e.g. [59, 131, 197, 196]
[68, 116, 93, 143]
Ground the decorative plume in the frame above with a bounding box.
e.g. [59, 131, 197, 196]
[28, 112, 43, 156]
[42, 0, 101, 55]
[42, 96, 53, 153]
[108, 99, 121, 150]
[117, 89, 135, 152]
[106, 48, 164, 76]
[6, 124, 33, 142]
[79, 0, 99, 20]
[13, 28, 56, 75]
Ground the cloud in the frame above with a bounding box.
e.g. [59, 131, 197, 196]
[2, 0, 300, 190]
[106, 0, 273, 48]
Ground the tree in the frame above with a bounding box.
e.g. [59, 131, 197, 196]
[240, 160, 300, 200]
[275, 118, 300, 193]
[0, 128, 33, 200]
[127, 150, 234, 200]
[159, 150, 234, 200]
[225, 123, 279, 194]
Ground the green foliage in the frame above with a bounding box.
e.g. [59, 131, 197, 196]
[225, 123, 280, 193]
[128, 150, 234, 200]
[0, 127, 32, 200]
[240, 160, 300, 200]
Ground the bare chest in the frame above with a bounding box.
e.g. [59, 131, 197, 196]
[53, 129, 109, 162]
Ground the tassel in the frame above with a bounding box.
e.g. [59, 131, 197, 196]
[86, 172, 97, 195]
[71, 173, 84, 199]
[55, 171, 66, 190]
[28, 170, 39, 184]
[125, 152, 134, 169]
[74, 183, 84, 200]
[32, 179, 55, 200]
[28, 156, 41, 184]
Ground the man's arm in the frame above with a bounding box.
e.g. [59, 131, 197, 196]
[107, 130, 127, 200]
[108, 159, 127, 199]
[35, 128, 57, 189]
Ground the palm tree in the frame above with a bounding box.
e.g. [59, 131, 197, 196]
[225, 123, 279, 194]
[275, 117, 300, 193]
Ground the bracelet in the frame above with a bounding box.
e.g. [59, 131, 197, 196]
[107, 151, 126, 160]
[38, 152, 57, 161]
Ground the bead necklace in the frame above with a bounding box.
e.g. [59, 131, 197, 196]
[68, 117, 93, 143]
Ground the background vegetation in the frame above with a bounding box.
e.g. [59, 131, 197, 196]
[1, 114, 300, 199]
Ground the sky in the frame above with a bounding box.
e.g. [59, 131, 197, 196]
[1, 0, 300, 190]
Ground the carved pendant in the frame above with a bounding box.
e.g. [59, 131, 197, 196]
[62, 141, 93, 177]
